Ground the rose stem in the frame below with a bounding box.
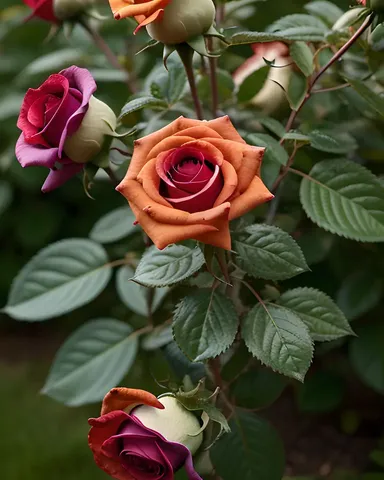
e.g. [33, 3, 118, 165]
[104, 166, 119, 186]
[267, 12, 375, 217]
[81, 21, 135, 93]
[176, 44, 204, 120]
[207, 39, 219, 118]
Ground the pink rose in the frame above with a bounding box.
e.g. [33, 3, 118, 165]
[23, 0, 58, 23]
[89, 388, 203, 480]
[16, 66, 116, 192]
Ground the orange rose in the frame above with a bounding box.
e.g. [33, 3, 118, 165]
[108, 0, 171, 34]
[117, 116, 273, 250]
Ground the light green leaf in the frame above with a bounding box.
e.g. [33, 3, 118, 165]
[346, 77, 384, 117]
[300, 159, 384, 241]
[89, 206, 136, 244]
[283, 131, 311, 144]
[277, 287, 354, 342]
[350, 322, 384, 394]
[234, 224, 309, 281]
[116, 266, 169, 316]
[308, 129, 357, 154]
[173, 289, 238, 362]
[3, 239, 111, 321]
[242, 303, 313, 382]
[304, 1, 344, 26]
[42, 319, 138, 406]
[336, 270, 383, 320]
[119, 96, 168, 121]
[247, 133, 289, 166]
[211, 410, 285, 480]
[289, 42, 314, 77]
[134, 245, 205, 287]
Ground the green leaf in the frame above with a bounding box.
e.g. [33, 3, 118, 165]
[134, 244, 205, 287]
[89, 206, 136, 244]
[287, 71, 307, 110]
[296, 229, 333, 265]
[237, 66, 270, 103]
[234, 224, 309, 281]
[300, 159, 384, 242]
[242, 303, 313, 382]
[119, 96, 168, 121]
[116, 266, 169, 317]
[336, 270, 383, 320]
[268, 13, 328, 41]
[277, 288, 354, 342]
[247, 133, 289, 166]
[163, 341, 205, 382]
[370, 22, 384, 51]
[0, 180, 12, 217]
[142, 325, 173, 350]
[283, 131, 311, 143]
[231, 368, 287, 409]
[41, 319, 138, 406]
[350, 322, 384, 394]
[254, 116, 286, 138]
[173, 290, 238, 362]
[211, 410, 285, 480]
[3, 239, 111, 321]
[346, 77, 384, 117]
[308, 129, 357, 154]
[304, 1, 344, 26]
[297, 370, 345, 412]
[289, 42, 314, 77]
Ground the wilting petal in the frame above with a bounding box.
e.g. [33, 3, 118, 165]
[101, 387, 165, 415]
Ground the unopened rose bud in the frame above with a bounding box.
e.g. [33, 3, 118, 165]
[63, 96, 117, 164]
[146, 0, 216, 45]
[133, 395, 203, 454]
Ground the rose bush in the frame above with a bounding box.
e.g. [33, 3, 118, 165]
[109, 0, 216, 44]
[89, 387, 203, 480]
[16, 66, 117, 192]
[233, 42, 292, 113]
[116, 116, 273, 250]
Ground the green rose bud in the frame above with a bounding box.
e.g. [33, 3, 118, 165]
[53, 0, 107, 20]
[146, 0, 216, 45]
[63, 96, 117, 164]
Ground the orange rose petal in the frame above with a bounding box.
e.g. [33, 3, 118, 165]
[147, 136, 196, 159]
[126, 117, 203, 179]
[182, 140, 224, 166]
[202, 138, 246, 171]
[229, 177, 274, 220]
[101, 387, 164, 415]
[206, 116, 246, 143]
[134, 9, 164, 34]
[136, 157, 173, 207]
[110, 0, 169, 20]
[195, 204, 231, 250]
[236, 146, 265, 194]
[213, 160, 238, 206]
[174, 126, 223, 140]
[130, 203, 219, 250]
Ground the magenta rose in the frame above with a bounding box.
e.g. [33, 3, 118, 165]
[89, 391, 203, 480]
[16, 66, 116, 192]
[23, 0, 58, 23]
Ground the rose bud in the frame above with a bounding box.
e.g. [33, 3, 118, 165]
[117, 116, 273, 250]
[23, 0, 107, 23]
[16, 66, 117, 192]
[89, 387, 203, 480]
[109, 0, 216, 44]
[233, 42, 292, 114]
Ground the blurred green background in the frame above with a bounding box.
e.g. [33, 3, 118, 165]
[3, 0, 384, 479]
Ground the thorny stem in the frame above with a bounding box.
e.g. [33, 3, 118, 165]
[177, 44, 204, 120]
[82, 22, 134, 92]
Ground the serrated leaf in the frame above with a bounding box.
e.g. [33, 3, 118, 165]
[173, 290, 238, 362]
[3, 239, 112, 321]
[346, 77, 384, 117]
[283, 131, 311, 143]
[336, 270, 383, 320]
[119, 96, 168, 121]
[242, 303, 313, 382]
[290, 42, 314, 77]
[308, 129, 357, 154]
[42, 319, 138, 406]
[229, 25, 325, 44]
[116, 266, 169, 316]
[234, 224, 309, 281]
[304, 1, 344, 26]
[277, 287, 353, 342]
[350, 322, 384, 394]
[211, 410, 285, 480]
[247, 133, 289, 166]
[89, 207, 136, 244]
[300, 159, 384, 242]
[134, 245, 205, 287]
[254, 116, 286, 138]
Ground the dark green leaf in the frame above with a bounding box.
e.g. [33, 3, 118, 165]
[346, 77, 384, 117]
[308, 129, 357, 154]
[119, 96, 168, 121]
[290, 42, 314, 77]
[297, 370, 345, 412]
[304, 1, 344, 26]
[242, 303, 313, 382]
[287, 71, 307, 110]
[247, 133, 289, 165]
[173, 290, 238, 362]
[237, 66, 270, 103]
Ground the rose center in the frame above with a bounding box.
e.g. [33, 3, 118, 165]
[121, 452, 164, 478]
